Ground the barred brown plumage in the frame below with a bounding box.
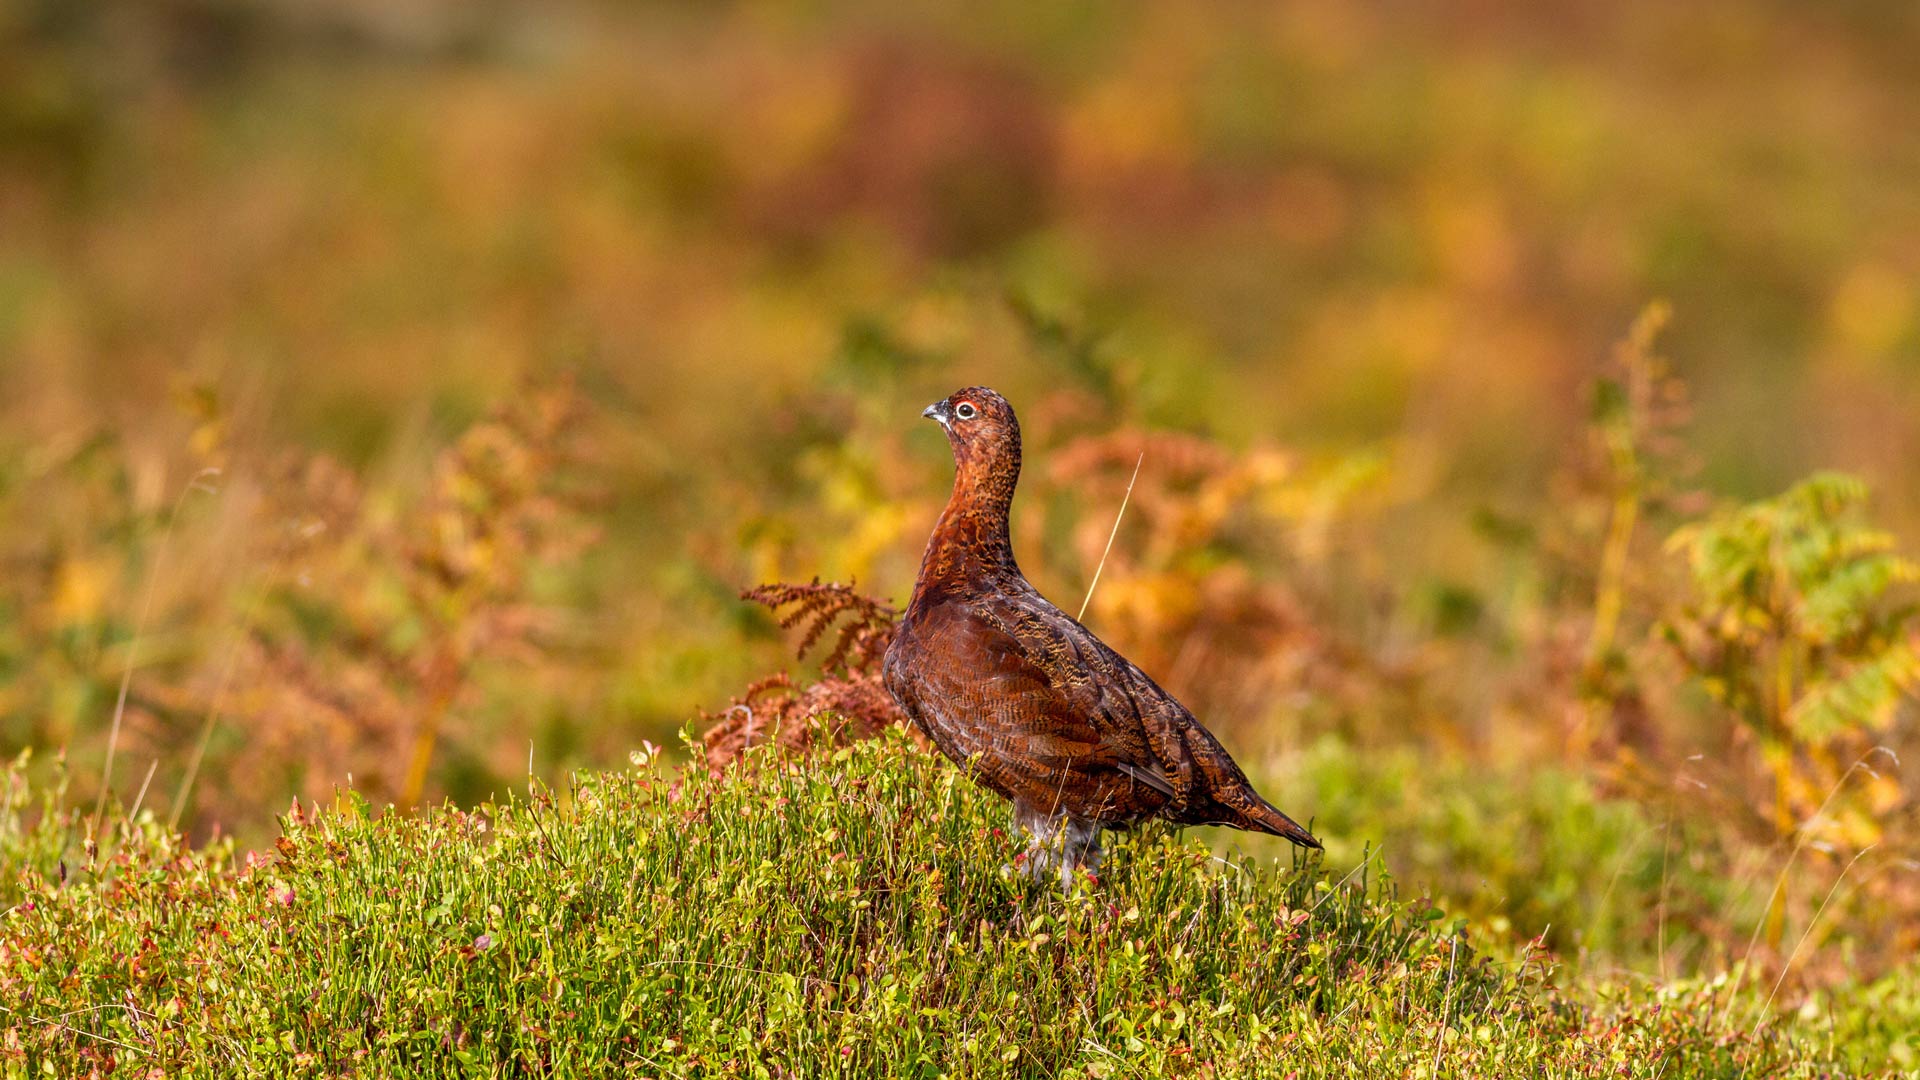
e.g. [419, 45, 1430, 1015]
[883, 386, 1321, 887]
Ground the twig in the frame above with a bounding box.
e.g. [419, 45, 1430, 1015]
[1077, 452, 1143, 623]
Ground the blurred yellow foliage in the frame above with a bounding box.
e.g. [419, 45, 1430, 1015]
[49, 556, 111, 628]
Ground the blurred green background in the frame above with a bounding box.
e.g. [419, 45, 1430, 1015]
[7, 2, 1918, 474]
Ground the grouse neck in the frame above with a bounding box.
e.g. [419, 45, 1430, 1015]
[918, 449, 1022, 593]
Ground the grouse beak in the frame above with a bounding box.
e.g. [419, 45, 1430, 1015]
[922, 400, 952, 428]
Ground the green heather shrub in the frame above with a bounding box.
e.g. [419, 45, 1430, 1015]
[0, 751, 77, 910]
[1284, 738, 1730, 968]
[1817, 961, 1920, 1073]
[0, 735, 1844, 1078]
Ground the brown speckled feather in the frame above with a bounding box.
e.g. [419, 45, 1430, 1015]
[883, 387, 1319, 879]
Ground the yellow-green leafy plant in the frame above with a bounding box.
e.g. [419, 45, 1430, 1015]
[1481, 304, 1699, 768]
[1579, 304, 1696, 694]
[1661, 472, 1917, 844]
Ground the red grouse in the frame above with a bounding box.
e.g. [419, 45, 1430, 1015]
[883, 387, 1320, 887]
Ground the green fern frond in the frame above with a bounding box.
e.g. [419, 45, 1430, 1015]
[1800, 553, 1920, 642]
[1788, 638, 1920, 740]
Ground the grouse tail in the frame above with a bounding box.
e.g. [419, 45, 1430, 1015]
[1238, 796, 1322, 850]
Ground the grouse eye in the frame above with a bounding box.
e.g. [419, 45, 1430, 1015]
[955, 401, 977, 420]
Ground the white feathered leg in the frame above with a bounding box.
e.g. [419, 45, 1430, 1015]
[1012, 802, 1102, 889]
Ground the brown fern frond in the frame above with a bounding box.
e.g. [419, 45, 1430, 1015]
[698, 669, 914, 772]
[743, 579, 898, 676]
[698, 580, 910, 771]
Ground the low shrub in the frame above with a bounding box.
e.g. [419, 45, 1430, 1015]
[1, 735, 1843, 1077]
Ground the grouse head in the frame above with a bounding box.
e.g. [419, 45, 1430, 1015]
[922, 386, 1020, 478]
[918, 386, 1023, 575]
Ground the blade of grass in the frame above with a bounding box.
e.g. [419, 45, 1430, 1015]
[1077, 452, 1143, 623]
[92, 468, 221, 836]
[1430, 932, 1461, 1075]
[1753, 845, 1879, 1032]
[1716, 747, 1895, 1028]
[126, 759, 158, 824]
[172, 572, 273, 833]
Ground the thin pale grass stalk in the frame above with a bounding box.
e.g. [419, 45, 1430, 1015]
[641, 958, 787, 979]
[1077, 452, 1143, 623]
[719, 703, 757, 753]
[1716, 746, 1897, 1027]
[0, 1005, 149, 1058]
[1754, 854, 1920, 1034]
[1583, 823, 1661, 959]
[1753, 844, 1876, 1031]
[1430, 933, 1461, 1076]
[91, 468, 222, 836]
[1515, 923, 1550, 986]
[523, 773, 568, 872]
[1658, 764, 1774, 976]
[1690, 778, 1785, 967]
[125, 759, 158, 825]
[1658, 813, 1674, 980]
[626, 1050, 691, 1079]
[1311, 843, 1383, 912]
[171, 574, 273, 833]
